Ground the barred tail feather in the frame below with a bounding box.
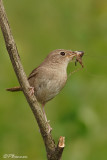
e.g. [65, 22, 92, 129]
[6, 86, 21, 92]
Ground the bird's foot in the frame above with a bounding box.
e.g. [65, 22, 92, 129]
[46, 120, 52, 133]
[29, 87, 34, 96]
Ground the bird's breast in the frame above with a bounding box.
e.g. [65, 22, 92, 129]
[34, 67, 67, 104]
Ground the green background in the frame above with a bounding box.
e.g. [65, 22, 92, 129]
[0, 0, 107, 160]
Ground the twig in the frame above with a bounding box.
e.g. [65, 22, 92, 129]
[0, 0, 65, 159]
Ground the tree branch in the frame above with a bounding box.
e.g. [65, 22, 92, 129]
[0, 0, 65, 159]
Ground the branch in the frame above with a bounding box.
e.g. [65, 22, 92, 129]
[0, 0, 65, 159]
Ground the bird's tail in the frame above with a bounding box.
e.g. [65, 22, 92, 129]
[6, 86, 21, 92]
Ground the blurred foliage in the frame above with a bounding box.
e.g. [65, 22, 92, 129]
[0, 0, 107, 160]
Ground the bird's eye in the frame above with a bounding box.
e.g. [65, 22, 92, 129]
[60, 52, 65, 56]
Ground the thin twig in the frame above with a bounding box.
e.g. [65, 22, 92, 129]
[0, 0, 65, 159]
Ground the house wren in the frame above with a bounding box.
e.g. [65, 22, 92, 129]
[7, 49, 84, 131]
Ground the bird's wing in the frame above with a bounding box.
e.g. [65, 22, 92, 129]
[28, 67, 38, 80]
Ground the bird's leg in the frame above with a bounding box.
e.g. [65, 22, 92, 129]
[42, 104, 52, 133]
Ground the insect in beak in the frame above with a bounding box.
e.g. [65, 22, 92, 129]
[74, 51, 84, 68]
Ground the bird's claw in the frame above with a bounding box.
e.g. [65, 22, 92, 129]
[47, 120, 50, 123]
[47, 124, 52, 133]
[46, 120, 52, 133]
[29, 87, 34, 96]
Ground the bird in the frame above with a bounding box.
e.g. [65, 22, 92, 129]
[7, 49, 84, 132]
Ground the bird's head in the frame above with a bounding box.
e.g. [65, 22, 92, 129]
[44, 49, 84, 67]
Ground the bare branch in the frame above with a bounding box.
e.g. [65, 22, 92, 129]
[0, 0, 64, 159]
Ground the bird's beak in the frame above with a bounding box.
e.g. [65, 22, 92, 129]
[67, 51, 77, 60]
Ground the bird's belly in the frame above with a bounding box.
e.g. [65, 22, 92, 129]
[35, 77, 67, 104]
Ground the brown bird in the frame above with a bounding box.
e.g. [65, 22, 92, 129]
[7, 49, 84, 132]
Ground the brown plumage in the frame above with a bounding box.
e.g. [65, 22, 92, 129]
[7, 49, 84, 131]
